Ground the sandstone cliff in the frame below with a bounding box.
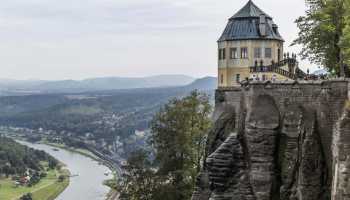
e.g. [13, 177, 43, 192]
[192, 80, 350, 200]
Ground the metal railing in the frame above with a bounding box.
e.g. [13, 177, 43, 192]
[249, 58, 302, 80]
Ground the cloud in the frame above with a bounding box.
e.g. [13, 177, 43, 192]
[0, 0, 314, 80]
[0, 0, 210, 37]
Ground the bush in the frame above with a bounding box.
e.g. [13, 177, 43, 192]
[20, 193, 33, 200]
[40, 172, 47, 178]
[58, 175, 65, 182]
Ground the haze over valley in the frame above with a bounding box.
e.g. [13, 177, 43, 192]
[2, 0, 350, 199]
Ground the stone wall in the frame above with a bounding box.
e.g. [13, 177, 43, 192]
[192, 79, 350, 200]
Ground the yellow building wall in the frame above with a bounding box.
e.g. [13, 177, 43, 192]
[218, 39, 287, 87]
[218, 68, 251, 87]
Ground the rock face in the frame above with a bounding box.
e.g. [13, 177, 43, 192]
[192, 80, 350, 200]
[332, 107, 350, 199]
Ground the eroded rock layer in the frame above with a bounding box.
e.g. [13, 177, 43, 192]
[192, 80, 350, 200]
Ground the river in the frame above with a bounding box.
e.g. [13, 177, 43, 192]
[18, 141, 113, 200]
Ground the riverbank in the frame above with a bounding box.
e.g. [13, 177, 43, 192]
[45, 142, 121, 200]
[0, 168, 69, 200]
[38, 141, 120, 200]
[18, 141, 113, 200]
[41, 141, 100, 162]
[8, 136, 119, 200]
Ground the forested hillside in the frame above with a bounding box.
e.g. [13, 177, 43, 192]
[0, 137, 58, 176]
[0, 77, 217, 158]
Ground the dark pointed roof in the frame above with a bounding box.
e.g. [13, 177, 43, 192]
[218, 0, 283, 42]
[231, 0, 271, 19]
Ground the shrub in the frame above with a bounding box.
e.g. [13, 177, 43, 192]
[20, 193, 33, 200]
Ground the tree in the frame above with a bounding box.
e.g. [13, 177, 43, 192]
[20, 193, 33, 200]
[58, 175, 65, 182]
[150, 90, 212, 200]
[340, 0, 350, 76]
[118, 150, 157, 200]
[117, 91, 212, 200]
[293, 0, 349, 75]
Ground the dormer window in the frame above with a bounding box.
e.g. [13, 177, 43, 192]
[241, 47, 248, 59]
[272, 24, 278, 34]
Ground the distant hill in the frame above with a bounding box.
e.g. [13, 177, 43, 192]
[0, 75, 195, 95]
[185, 76, 217, 91]
[0, 76, 217, 117]
[0, 76, 217, 158]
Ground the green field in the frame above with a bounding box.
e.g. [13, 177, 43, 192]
[0, 169, 69, 200]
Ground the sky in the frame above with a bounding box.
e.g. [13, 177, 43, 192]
[0, 0, 315, 80]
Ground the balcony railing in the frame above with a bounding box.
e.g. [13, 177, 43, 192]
[249, 58, 304, 80]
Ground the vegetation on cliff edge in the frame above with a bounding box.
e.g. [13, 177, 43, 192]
[117, 91, 212, 200]
[293, 0, 350, 76]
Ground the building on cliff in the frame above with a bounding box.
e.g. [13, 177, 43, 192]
[191, 1, 350, 200]
[218, 0, 306, 87]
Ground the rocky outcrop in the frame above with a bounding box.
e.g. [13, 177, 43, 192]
[192, 80, 350, 200]
[332, 107, 350, 200]
[244, 95, 279, 200]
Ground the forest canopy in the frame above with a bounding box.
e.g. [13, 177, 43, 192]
[0, 137, 58, 176]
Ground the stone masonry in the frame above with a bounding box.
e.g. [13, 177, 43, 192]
[192, 79, 350, 200]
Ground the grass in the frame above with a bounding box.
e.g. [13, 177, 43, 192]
[32, 169, 69, 200]
[0, 169, 69, 200]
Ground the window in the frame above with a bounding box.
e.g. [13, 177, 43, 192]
[218, 48, 226, 60]
[230, 48, 238, 59]
[241, 47, 248, 59]
[254, 48, 261, 58]
[220, 74, 224, 84]
[265, 48, 272, 58]
[236, 74, 241, 83]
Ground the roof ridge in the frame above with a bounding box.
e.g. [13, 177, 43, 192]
[230, 0, 272, 20]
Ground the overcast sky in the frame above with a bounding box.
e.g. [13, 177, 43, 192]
[0, 0, 314, 80]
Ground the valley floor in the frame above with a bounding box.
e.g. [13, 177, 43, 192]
[0, 169, 69, 200]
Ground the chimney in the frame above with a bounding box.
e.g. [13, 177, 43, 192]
[259, 14, 266, 37]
